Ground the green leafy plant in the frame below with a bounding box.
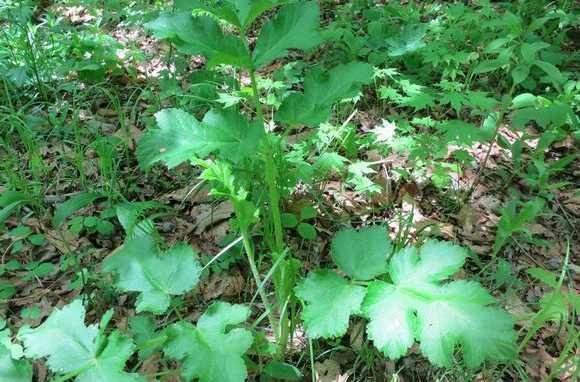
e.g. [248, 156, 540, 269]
[137, 0, 372, 356]
[296, 226, 517, 368]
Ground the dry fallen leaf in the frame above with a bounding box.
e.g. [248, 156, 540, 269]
[315, 359, 350, 382]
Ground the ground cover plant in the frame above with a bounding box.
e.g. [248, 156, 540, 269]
[0, 0, 578, 381]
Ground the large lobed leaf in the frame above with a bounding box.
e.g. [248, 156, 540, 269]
[295, 270, 366, 339]
[17, 300, 143, 382]
[103, 235, 201, 314]
[331, 225, 391, 281]
[252, 1, 322, 68]
[276, 62, 374, 126]
[363, 241, 517, 368]
[146, 12, 250, 68]
[136, 108, 263, 170]
[163, 302, 253, 382]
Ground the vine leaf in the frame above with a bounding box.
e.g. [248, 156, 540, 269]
[146, 13, 250, 68]
[163, 302, 253, 382]
[103, 235, 201, 314]
[137, 108, 263, 170]
[331, 226, 391, 281]
[17, 300, 144, 382]
[276, 62, 374, 126]
[252, 1, 322, 68]
[295, 270, 366, 339]
[362, 241, 517, 367]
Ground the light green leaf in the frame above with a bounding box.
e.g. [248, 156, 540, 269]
[295, 270, 366, 339]
[331, 226, 391, 281]
[146, 13, 250, 67]
[0, 323, 32, 382]
[252, 1, 322, 68]
[163, 302, 253, 382]
[277, 62, 373, 126]
[103, 235, 201, 314]
[0, 345, 31, 382]
[17, 300, 143, 382]
[129, 316, 166, 359]
[137, 108, 263, 169]
[386, 24, 427, 57]
[362, 242, 517, 368]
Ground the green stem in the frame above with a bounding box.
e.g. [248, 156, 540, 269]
[248, 66, 285, 253]
[240, 225, 279, 342]
[248, 64, 289, 356]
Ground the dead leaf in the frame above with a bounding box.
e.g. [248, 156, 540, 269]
[199, 269, 244, 301]
[315, 359, 350, 382]
[190, 201, 234, 235]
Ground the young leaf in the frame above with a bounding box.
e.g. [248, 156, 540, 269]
[331, 226, 391, 281]
[163, 302, 253, 382]
[295, 270, 366, 339]
[252, 1, 322, 68]
[276, 62, 373, 126]
[103, 235, 201, 314]
[362, 241, 516, 368]
[17, 300, 143, 382]
[137, 108, 263, 169]
[146, 13, 250, 68]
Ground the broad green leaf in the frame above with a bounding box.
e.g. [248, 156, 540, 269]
[163, 302, 253, 382]
[0, 345, 31, 382]
[362, 242, 516, 367]
[440, 120, 485, 145]
[146, 13, 250, 67]
[137, 108, 263, 169]
[276, 62, 373, 126]
[264, 361, 303, 380]
[252, 1, 322, 68]
[534, 60, 564, 87]
[0, 322, 32, 382]
[52, 192, 103, 227]
[129, 316, 166, 359]
[281, 213, 298, 228]
[511, 63, 530, 85]
[297, 222, 316, 240]
[103, 235, 201, 314]
[17, 300, 143, 382]
[295, 270, 366, 338]
[0, 191, 32, 225]
[331, 226, 391, 281]
[386, 24, 427, 57]
[194, 0, 279, 31]
[511, 93, 536, 109]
